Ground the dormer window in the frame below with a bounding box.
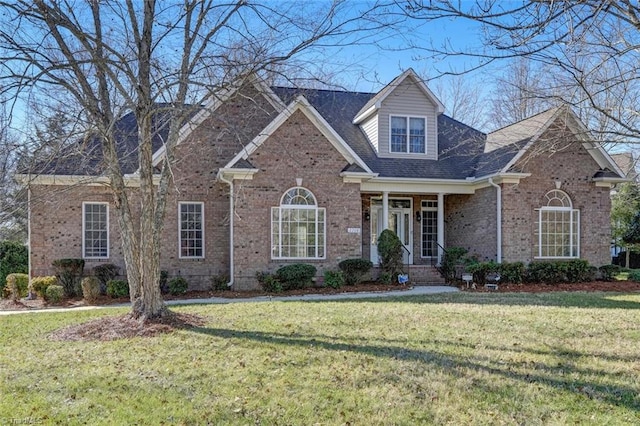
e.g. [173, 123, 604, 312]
[390, 116, 426, 154]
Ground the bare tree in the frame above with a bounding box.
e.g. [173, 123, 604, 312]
[0, 1, 397, 320]
[401, 1, 640, 144]
[430, 73, 489, 130]
[0, 100, 26, 242]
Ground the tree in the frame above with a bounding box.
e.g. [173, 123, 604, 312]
[402, 1, 640, 145]
[0, 1, 397, 320]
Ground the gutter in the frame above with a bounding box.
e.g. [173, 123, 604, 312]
[216, 171, 235, 288]
[488, 178, 502, 263]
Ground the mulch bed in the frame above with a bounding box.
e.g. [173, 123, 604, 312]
[467, 281, 640, 293]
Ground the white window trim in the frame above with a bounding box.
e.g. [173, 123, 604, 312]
[178, 201, 205, 259]
[389, 115, 427, 154]
[271, 187, 326, 260]
[82, 202, 109, 259]
[535, 190, 580, 259]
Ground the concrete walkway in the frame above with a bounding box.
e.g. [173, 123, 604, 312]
[0, 285, 458, 316]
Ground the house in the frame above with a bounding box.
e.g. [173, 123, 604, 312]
[19, 69, 626, 290]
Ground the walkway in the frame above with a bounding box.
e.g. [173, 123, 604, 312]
[0, 285, 458, 315]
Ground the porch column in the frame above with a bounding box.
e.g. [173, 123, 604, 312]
[382, 191, 389, 230]
[437, 192, 444, 265]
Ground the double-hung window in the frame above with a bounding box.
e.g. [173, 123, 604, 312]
[179, 202, 204, 258]
[83, 202, 109, 259]
[390, 116, 426, 154]
[537, 190, 579, 258]
[272, 187, 325, 259]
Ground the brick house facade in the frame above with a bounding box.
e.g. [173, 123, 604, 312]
[20, 70, 625, 290]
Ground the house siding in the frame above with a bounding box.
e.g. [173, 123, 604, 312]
[361, 114, 378, 151]
[445, 188, 498, 261]
[502, 127, 612, 266]
[377, 77, 438, 160]
[232, 109, 362, 290]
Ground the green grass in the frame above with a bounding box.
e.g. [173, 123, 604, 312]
[2, 291, 640, 425]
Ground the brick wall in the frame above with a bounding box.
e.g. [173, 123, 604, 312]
[232, 109, 362, 289]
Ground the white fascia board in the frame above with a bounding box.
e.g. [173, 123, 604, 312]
[353, 102, 380, 125]
[360, 173, 530, 194]
[340, 171, 378, 183]
[19, 174, 161, 187]
[218, 168, 260, 181]
[593, 176, 629, 187]
[224, 95, 373, 174]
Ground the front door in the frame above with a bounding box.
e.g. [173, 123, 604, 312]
[369, 199, 412, 265]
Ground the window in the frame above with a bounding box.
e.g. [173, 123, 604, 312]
[421, 200, 438, 257]
[83, 202, 109, 258]
[390, 116, 426, 154]
[179, 202, 204, 258]
[272, 187, 325, 259]
[538, 190, 579, 258]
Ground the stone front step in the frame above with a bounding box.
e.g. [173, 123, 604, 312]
[372, 265, 445, 285]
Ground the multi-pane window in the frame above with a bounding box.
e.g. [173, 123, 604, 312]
[179, 202, 204, 258]
[272, 187, 325, 259]
[390, 116, 426, 154]
[538, 190, 579, 258]
[421, 200, 438, 257]
[83, 202, 109, 258]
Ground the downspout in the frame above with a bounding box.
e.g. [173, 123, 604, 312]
[217, 171, 234, 288]
[488, 178, 502, 263]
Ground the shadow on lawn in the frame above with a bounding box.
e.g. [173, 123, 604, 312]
[301, 291, 640, 310]
[188, 325, 640, 413]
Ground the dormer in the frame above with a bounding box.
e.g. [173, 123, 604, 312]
[353, 69, 444, 160]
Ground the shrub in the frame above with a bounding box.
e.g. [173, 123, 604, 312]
[467, 260, 500, 286]
[377, 230, 404, 282]
[499, 262, 525, 284]
[526, 260, 593, 284]
[160, 270, 169, 294]
[92, 263, 120, 294]
[45, 285, 64, 304]
[4, 273, 29, 301]
[52, 258, 85, 297]
[276, 264, 317, 290]
[324, 270, 344, 289]
[439, 247, 469, 283]
[564, 259, 593, 282]
[256, 272, 283, 293]
[30, 276, 58, 298]
[0, 241, 28, 293]
[378, 271, 393, 285]
[168, 277, 189, 295]
[628, 269, 640, 282]
[106, 279, 129, 298]
[210, 274, 230, 291]
[81, 276, 101, 303]
[338, 258, 373, 286]
[598, 264, 621, 281]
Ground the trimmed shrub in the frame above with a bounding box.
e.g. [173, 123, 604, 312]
[324, 270, 344, 289]
[338, 258, 373, 286]
[628, 269, 640, 282]
[52, 258, 85, 297]
[30, 276, 58, 298]
[168, 277, 189, 295]
[377, 230, 403, 281]
[598, 264, 621, 281]
[160, 270, 169, 294]
[499, 262, 525, 284]
[526, 260, 593, 284]
[5, 273, 29, 301]
[378, 271, 393, 285]
[564, 259, 593, 282]
[440, 247, 469, 283]
[210, 274, 230, 291]
[467, 260, 500, 286]
[0, 241, 28, 293]
[276, 264, 317, 290]
[106, 279, 129, 298]
[46, 285, 64, 304]
[92, 263, 120, 294]
[81, 276, 101, 303]
[256, 272, 283, 293]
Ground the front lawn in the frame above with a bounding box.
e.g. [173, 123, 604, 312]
[2, 291, 640, 424]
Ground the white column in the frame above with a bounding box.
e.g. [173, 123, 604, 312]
[437, 192, 445, 265]
[382, 191, 389, 230]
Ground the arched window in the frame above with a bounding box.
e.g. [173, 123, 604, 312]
[271, 187, 326, 259]
[537, 189, 579, 258]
